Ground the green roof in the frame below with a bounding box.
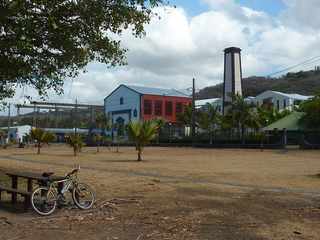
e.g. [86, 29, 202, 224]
[263, 112, 305, 131]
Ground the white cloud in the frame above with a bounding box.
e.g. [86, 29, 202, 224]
[281, 0, 320, 30]
[4, 0, 320, 113]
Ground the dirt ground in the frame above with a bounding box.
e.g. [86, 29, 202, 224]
[0, 145, 320, 240]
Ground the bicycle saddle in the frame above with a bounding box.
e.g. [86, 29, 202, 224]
[42, 172, 54, 177]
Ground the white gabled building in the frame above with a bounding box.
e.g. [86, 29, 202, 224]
[196, 98, 222, 113]
[254, 90, 312, 111]
[196, 96, 255, 114]
[0, 125, 32, 143]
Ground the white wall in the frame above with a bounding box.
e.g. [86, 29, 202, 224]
[7, 125, 32, 143]
[234, 52, 242, 95]
[254, 91, 293, 111]
[224, 52, 233, 103]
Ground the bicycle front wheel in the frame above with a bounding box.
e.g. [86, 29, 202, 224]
[31, 187, 57, 216]
[72, 183, 95, 210]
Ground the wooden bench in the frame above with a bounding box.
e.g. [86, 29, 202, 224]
[0, 170, 64, 210]
[0, 185, 32, 209]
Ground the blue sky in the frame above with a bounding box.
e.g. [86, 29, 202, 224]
[171, 0, 286, 16]
[169, 0, 208, 16]
[236, 0, 286, 15]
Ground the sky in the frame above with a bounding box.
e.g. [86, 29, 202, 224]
[3, 0, 320, 115]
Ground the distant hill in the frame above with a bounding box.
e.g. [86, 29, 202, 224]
[197, 70, 320, 99]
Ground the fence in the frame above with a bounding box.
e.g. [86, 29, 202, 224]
[155, 129, 320, 149]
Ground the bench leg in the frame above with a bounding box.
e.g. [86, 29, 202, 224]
[11, 176, 18, 204]
[24, 196, 30, 210]
[25, 179, 33, 209]
[27, 179, 33, 192]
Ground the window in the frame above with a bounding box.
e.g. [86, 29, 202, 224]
[176, 102, 183, 114]
[154, 101, 162, 116]
[277, 100, 280, 110]
[133, 109, 137, 117]
[144, 100, 152, 115]
[165, 101, 173, 116]
[120, 97, 124, 105]
[283, 99, 287, 109]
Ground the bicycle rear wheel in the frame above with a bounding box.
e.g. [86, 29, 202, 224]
[72, 183, 95, 210]
[31, 187, 57, 216]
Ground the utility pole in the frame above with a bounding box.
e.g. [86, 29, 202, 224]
[17, 105, 20, 126]
[191, 78, 196, 142]
[7, 103, 11, 143]
[55, 104, 58, 128]
[33, 104, 36, 127]
[74, 98, 78, 135]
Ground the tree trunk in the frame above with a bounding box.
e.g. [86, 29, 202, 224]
[73, 147, 77, 156]
[238, 122, 242, 142]
[241, 126, 245, 145]
[137, 148, 142, 161]
[37, 143, 41, 154]
[209, 128, 213, 145]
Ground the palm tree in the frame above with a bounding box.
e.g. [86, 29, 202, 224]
[231, 94, 256, 144]
[127, 120, 159, 161]
[177, 105, 192, 126]
[198, 104, 221, 144]
[30, 128, 56, 154]
[154, 118, 165, 143]
[95, 113, 111, 133]
[257, 106, 291, 127]
[102, 135, 113, 151]
[92, 133, 103, 153]
[65, 133, 84, 156]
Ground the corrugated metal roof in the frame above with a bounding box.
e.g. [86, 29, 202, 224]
[257, 90, 312, 101]
[196, 98, 221, 106]
[44, 128, 89, 134]
[263, 111, 305, 131]
[126, 85, 190, 98]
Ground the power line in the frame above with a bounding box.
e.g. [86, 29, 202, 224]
[266, 55, 320, 77]
[293, 57, 320, 70]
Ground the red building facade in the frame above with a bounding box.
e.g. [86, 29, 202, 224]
[141, 95, 191, 123]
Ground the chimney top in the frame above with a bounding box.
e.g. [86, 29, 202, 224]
[224, 47, 242, 54]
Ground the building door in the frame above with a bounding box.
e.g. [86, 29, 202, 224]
[115, 117, 125, 137]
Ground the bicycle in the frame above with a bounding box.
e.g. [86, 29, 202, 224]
[31, 166, 95, 216]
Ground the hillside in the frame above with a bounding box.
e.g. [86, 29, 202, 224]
[197, 70, 320, 99]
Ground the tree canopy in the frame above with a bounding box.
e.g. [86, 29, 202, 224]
[299, 94, 320, 130]
[128, 120, 159, 161]
[30, 128, 56, 154]
[0, 0, 162, 100]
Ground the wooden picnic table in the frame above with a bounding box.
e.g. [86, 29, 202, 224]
[0, 170, 64, 208]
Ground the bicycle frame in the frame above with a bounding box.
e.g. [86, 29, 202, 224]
[31, 166, 94, 215]
[45, 170, 79, 200]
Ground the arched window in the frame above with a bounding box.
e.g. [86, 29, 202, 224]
[120, 97, 124, 105]
[133, 109, 137, 117]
